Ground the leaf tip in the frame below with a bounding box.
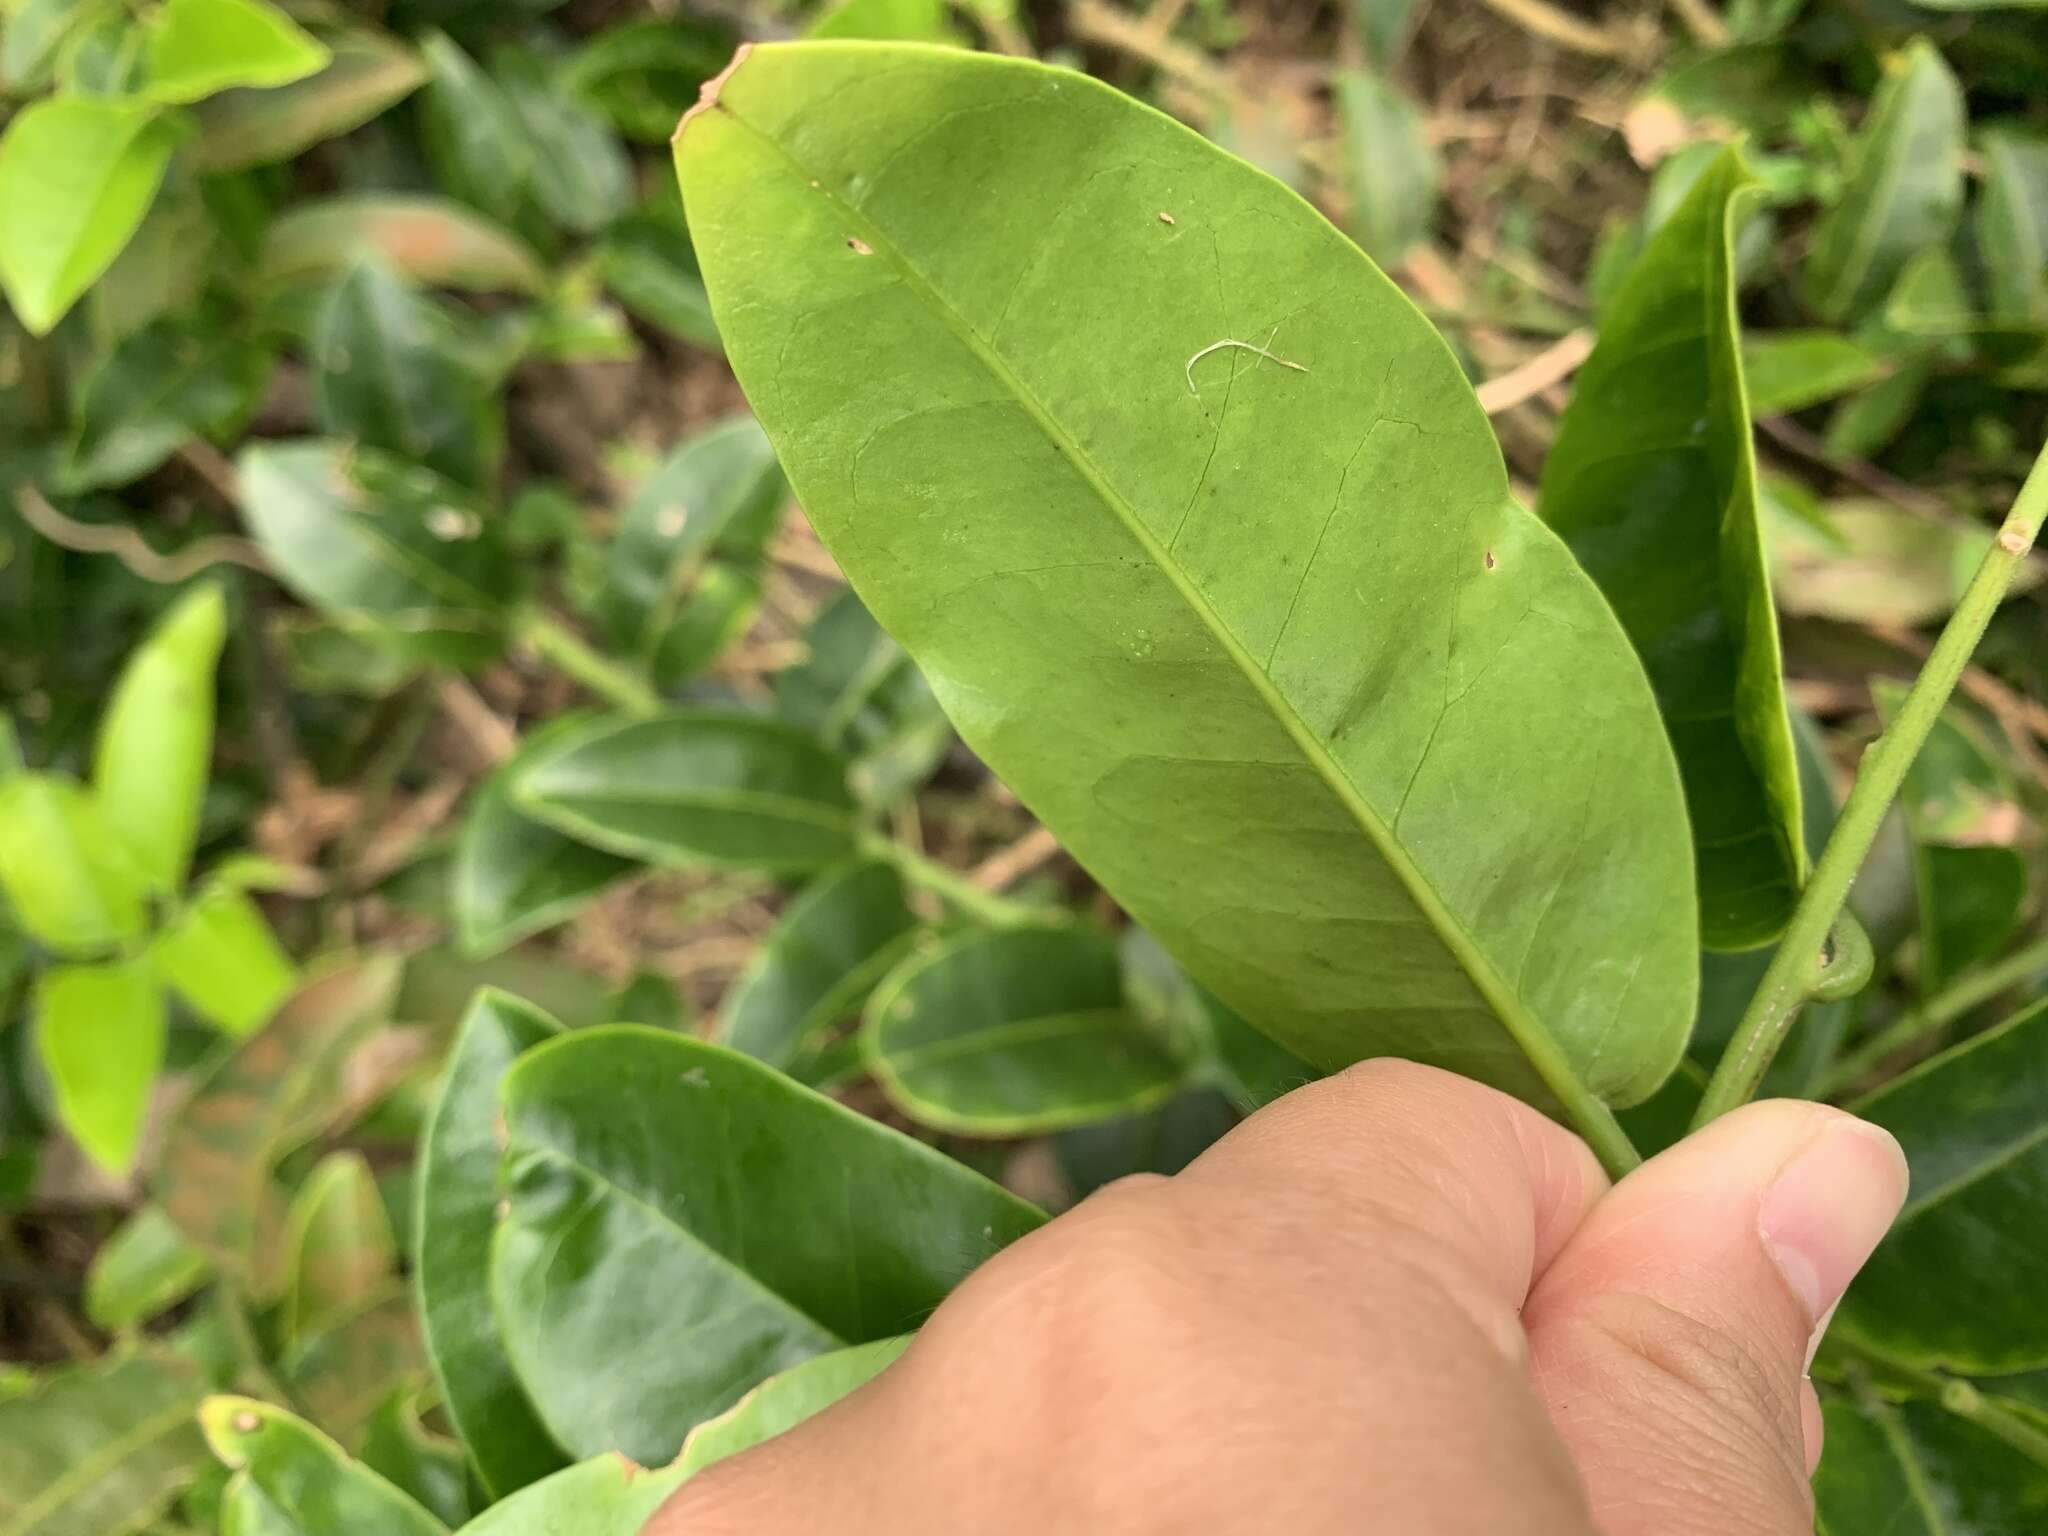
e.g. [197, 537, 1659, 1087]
[674, 43, 754, 146]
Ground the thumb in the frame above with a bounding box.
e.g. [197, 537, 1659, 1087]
[1524, 1101, 1908, 1536]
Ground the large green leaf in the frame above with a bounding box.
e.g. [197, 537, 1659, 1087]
[1542, 147, 1801, 951]
[675, 1336, 910, 1476]
[1804, 40, 1966, 325]
[194, 28, 426, 171]
[491, 1026, 1043, 1463]
[865, 925, 1188, 1134]
[0, 96, 179, 336]
[677, 43, 1696, 1114]
[0, 1350, 208, 1536]
[0, 775, 149, 954]
[509, 711, 858, 873]
[415, 990, 570, 1498]
[153, 883, 297, 1038]
[93, 584, 224, 895]
[1814, 1394, 2048, 1535]
[142, 0, 328, 105]
[236, 441, 512, 668]
[35, 958, 165, 1175]
[200, 1398, 447, 1536]
[718, 857, 918, 1067]
[1840, 998, 2048, 1373]
[452, 716, 638, 959]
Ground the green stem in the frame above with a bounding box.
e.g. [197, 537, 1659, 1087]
[859, 833, 1047, 930]
[1694, 439, 2048, 1130]
[1835, 1334, 2048, 1472]
[1820, 934, 2048, 1099]
[517, 609, 661, 716]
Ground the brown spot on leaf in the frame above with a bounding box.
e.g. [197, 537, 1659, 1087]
[674, 44, 752, 142]
[847, 236, 873, 255]
[1484, 550, 1497, 570]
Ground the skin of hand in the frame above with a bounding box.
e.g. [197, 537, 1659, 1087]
[649, 1059, 1908, 1535]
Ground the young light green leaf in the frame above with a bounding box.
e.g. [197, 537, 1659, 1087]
[491, 1027, 1043, 1463]
[0, 1350, 208, 1536]
[676, 1337, 910, 1476]
[1804, 40, 1966, 325]
[679, 44, 1696, 1120]
[194, 28, 426, 171]
[1741, 331, 1887, 416]
[453, 716, 638, 959]
[93, 584, 225, 895]
[200, 1397, 447, 1536]
[718, 858, 919, 1068]
[1814, 1393, 2048, 1535]
[360, 1395, 470, 1530]
[235, 440, 512, 668]
[60, 316, 274, 491]
[866, 925, 1188, 1134]
[491, 45, 632, 236]
[509, 712, 858, 873]
[561, 18, 736, 144]
[1543, 148, 1802, 950]
[1334, 70, 1438, 267]
[153, 883, 297, 1038]
[0, 97, 179, 336]
[415, 991, 569, 1499]
[444, 1454, 686, 1536]
[142, 0, 328, 105]
[260, 197, 547, 296]
[36, 958, 165, 1176]
[313, 259, 500, 490]
[1978, 128, 2048, 325]
[418, 32, 533, 229]
[284, 1151, 398, 1345]
[1841, 997, 2048, 1372]
[85, 1205, 211, 1333]
[0, 775, 149, 954]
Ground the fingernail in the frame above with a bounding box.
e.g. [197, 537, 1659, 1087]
[1758, 1118, 1909, 1360]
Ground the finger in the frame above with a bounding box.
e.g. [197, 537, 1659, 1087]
[1524, 1100, 1908, 1536]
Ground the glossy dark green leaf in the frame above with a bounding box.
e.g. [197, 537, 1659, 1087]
[510, 711, 858, 874]
[675, 1337, 910, 1476]
[491, 1026, 1043, 1463]
[866, 925, 1187, 1134]
[418, 32, 532, 229]
[1541, 147, 1801, 950]
[1979, 129, 2048, 325]
[1815, 1393, 2048, 1535]
[154, 883, 297, 1038]
[284, 1151, 397, 1344]
[36, 957, 164, 1175]
[141, 0, 328, 105]
[200, 1397, 447, 1536]
[160, 958, 401, 1295]
[718, 858, 918, 1067]
[84, 1205, 211, 1333]
[1842, 997, 2048, 1372]
[1805, 40, 1966, 325]
[491, 45, 632, 237]
[194, 28, 427, 172]
[444, 1455, 685, 1536]
[679, 44, 1697, 1114]
[236, 441, 512, 668]
[312, 259, 501, 490]
[60, 316, 273, 491]
[1741, 331, 1887, 416]
[598, 210, 722, 349]
[0, 1350, 208, 1536]
[415, 990, 569, 1498]
[561, 19, 735, 143]
[260, 197, 547, 296]
[453, 716, 638, 959]
[1334, 70, 1437, 266]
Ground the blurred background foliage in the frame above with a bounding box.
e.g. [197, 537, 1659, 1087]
[0, 0, 2044, 1529]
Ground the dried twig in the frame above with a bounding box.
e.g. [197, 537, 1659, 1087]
[1472, 0, 1653, 63]
[1067, 0, 1238, 101]
[971, 826, 1063, 891]
[16, 485, 267, 585]
[1476, 328, 1595, 415]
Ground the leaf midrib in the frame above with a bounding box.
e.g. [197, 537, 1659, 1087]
[714, 90, 1610, 1122]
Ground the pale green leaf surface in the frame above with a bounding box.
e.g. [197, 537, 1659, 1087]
[143, 0, 328, 105]
[446, 1455, 685, 1536]
[36, 958, 165, 1175]
[675, 1337, 910, 1476]
[200, 1398, 446, 1536]
[0, 1351, 207, 1536]
[0, 775, 149, 954]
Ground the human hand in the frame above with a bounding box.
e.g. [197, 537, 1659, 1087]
[650, 1060, 1907, 1534]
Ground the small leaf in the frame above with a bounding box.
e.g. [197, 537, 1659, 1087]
[439, 1454, 684, 1536]
[235, 440, 512, 668]
[60, 315, 274, 491]
[284, 1151, 398, 1345]
[160, 958, 401, 1295]
[561, 18, 736, 144]
[418, 32, 533, 229]
[1334, 70, 1438, 266]
[1741, 331, 1887, 416]
[260, 196, 547, 296]
[491, 1027, 1042, 1463]
[93, 583, 225, 895]
[85, 1205, 211, 1333]
[1841, 997, 2048, 1373]
[1978, 128, 2048, 326]
[194, 28, 426, 172]
[491, 45, 632, 236]
[153, 883, 298, 1038]
[452, 716, 638, 959]
[1805, 40, 1966, 325]
[598, 209, 722, 349]
[142, 0, 328, 105]
[0, 1350, 208, 1536]
[866, 926, 1188, 1134]
[606, 970, 693, 1032]
[676, 1337, 910, 1476]
[200, 1397, 448, 1536]
[0, 96, 180, 336]
[0, 775, 149, 954]
[1814, 1394, 2048, 1534]
[717, 858, 919, 1067]
[510, 711, 859, 873]
[36, 958, 166, 1175]
[415, 991, 570, 1499]
[1819, 355, 1932, 463]
[1543, 148, 1803, 950]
